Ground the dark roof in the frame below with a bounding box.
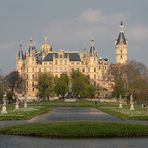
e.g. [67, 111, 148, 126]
[43, 52, 81, 61]
[68, 53, 81, 61]
[116, 32, 127, 45]
[90, 46, 95, 56]
[44, 53, 54, 61]
[18, 50, 24, 60]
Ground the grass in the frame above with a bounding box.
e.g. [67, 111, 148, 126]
[97, 103, 148, 120]
[0, 121, 148, 138]
[0, 103, 51, 120]
[0, 99, 148, 121]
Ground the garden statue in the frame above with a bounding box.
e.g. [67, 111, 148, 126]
[15, 98, 19, 110]
[119, 95, 123, 108]
[130, 93, 134, 110]
[24, 96, 27, 108]
[1, 92, 7, 114]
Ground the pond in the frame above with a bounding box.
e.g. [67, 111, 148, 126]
[0, 135, 148, 148]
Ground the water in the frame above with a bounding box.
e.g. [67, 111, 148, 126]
[0, 135, 148, 148]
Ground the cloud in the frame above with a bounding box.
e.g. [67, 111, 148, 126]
[78, 8, 124, 25]
[43, 8, 148, 66]
[43, 8, 127, 49]
[127, 24, 148, 42]
[0, 41, 16, 49]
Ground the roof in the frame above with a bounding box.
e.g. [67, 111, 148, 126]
[43, 52, 81, 61]
[18, 50, 24, 60]
[90, 46, 95, 56]
[116, 32, 127, 45]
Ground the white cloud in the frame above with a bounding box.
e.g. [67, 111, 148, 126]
[127, 24, 148, 42]
[0, 41, 16, 49]
[43, 8, 127, 49]
[43, 8, 148, 66]
[78, 8, 124, 25]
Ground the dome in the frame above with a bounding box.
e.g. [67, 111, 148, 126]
[41, 36, 52, 52]
[41, 43, 52, 51]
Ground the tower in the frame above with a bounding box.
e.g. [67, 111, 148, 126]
[16, 43, 24, 75]
[115, 21, 128, 64]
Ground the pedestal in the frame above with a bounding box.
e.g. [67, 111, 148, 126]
[130, 104, 134, 110]
[119, 103, 123, 108]
[24, 102, 27, 108]
[15, 104, 19, 110]
[1, 105, 7, 114]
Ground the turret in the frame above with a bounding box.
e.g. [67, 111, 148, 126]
[90, 38, 97, 57]
[16, 43, 25, 74]
[115, 21, 128, 64]
[28, 37, 36, 56]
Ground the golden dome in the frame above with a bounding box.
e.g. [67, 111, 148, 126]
[41, 36, 52, 52]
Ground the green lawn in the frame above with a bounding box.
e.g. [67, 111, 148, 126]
[0, 121, 148, 138]
[97, 103, 148, 120]
[0, 103, 51, 120]
[0, 99, 148, 121]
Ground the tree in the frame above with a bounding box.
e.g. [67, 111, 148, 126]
[55, 73, 69, 99]
[0, 74, 4, 102]
[110, 60, 148, 103]
[71, 70, 96, 98]
[4, 71, 24, 94]
[112, 80, 126, 98]
[37, 73, 55, 100]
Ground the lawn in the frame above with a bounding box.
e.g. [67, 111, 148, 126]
[0, 121, 148, 138]
[97, 103, 148, 120]
[0, 103, 51, 120]
[0, 100, 96, 120]
[0, 99, 148, 121]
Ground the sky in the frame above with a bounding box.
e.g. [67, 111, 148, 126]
[0, 0, 148, 74]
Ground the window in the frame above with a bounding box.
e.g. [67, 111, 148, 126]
[82, 68, 85, 72]
[32, 82, 34, 87]
[32, 74, 34, 80]
[94, 68, 96, 72]
[55, 60, 58, 65]
[94, 75, 96, 79]
[121, 55, 123, 59]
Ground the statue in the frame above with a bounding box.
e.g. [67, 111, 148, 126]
[119, 95, 123, 108]
[15, 98, 19, 110]
[130, 93, 134, 110]
[24, 95, 27, 108]
[1, 92, 7, 114]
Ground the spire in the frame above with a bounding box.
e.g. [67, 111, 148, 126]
[120, 20, 124, 33]
[29, 37, 33, 47]
[44, 36, 47, 43]
[116, 21, 127, 45]
[90, 37, 96, 56]
[19, 42, 23, 51]
[91, 36, 95, 47]
[17, 42, 24, 60]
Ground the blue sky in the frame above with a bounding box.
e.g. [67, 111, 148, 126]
[0, 0, 148, 74]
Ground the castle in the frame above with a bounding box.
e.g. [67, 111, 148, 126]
[16, 21, 128, 100]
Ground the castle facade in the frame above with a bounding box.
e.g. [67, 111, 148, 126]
[16, 21, 128, 100]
